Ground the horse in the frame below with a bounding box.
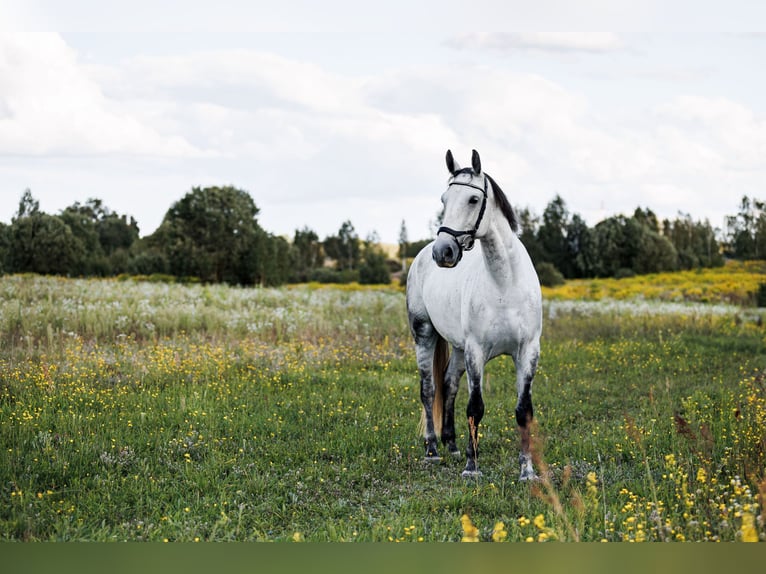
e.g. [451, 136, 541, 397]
[406, 149, 542, 480]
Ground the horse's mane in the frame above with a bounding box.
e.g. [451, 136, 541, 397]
[485, 173, 519, 234]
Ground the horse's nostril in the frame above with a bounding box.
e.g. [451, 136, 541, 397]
[444, 246, 453, 260]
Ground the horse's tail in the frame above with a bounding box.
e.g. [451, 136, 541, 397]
[418, 334, 449, 438]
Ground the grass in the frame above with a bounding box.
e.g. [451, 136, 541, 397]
[1, 270, 765, 542]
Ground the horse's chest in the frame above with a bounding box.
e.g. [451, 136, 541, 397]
[426, 286, 522, 352]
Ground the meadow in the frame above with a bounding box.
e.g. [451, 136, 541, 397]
[1, 264, 765, 542]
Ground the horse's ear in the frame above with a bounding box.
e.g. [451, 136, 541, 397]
[446, 149, 460, 175]
[471, 149, 482, 174]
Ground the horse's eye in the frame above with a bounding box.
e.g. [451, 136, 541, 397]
[468, 196, 480, 205]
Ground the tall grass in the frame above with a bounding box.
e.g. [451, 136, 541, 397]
[1, 273, 764, 541]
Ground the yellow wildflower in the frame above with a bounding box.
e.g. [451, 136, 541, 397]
[460, 514, 480, 542]
[292, 532, 305, 542]
[491, 522, 507, 542]
[533, 514, 546, 530]
[741, 512, 759, 542]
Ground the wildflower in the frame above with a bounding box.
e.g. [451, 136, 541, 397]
[491, 522, 507, 542]
[460, 514, 480, 542]
[741, 512, 759, 542]
[696, 468, 707, 484]
[292, 532, 305, 542]
[533, 514, 546, 530]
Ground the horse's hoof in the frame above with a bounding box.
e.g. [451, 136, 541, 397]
[461, 469, 483, 478]
[424, 455, 442, 463]
[449, 449, 462, 459]
[519, 472, 540, 482]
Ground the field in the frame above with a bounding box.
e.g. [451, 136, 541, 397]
[1, 265, 765, 542]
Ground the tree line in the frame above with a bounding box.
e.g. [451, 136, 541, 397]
[513, 195, 726, 286]
[0, 186, 391, 286]
[0, 186, 761, 287]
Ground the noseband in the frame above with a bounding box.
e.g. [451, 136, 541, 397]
[437, 175, 488, 252]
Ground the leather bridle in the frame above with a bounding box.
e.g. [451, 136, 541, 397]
[437, 174, 488, 253]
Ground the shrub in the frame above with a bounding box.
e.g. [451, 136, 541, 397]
[615, 267, 637, 280]
[536, 262, 565, 287]
[756, 282, 766, 307]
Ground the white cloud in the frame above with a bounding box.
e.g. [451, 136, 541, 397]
[0, 33, 204, 156]
[653, 95, 766, 171]
[445, 32, 624, 54]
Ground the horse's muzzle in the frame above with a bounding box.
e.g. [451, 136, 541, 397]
[432, 235, 463, 268]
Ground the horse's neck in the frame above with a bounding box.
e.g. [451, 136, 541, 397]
[479, 221, 521, 285]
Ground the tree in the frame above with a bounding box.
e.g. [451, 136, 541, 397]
[0, 222, 9, 274]
[591, 216, 627, 277]
[538, 195, 569, 274]
[324, 220, 360, 271]
[663, 213, 723, 269]
[256, 232, 292, 286]
[150, 185, 276, 284]
[565, 213, 597, 278]
[633, 228, 678, 274]
[517, 207, 544, 265]
[9, 191, 83, 275]
[290, 226, 324, 282]
[726, 196, 757, 259]
[359, 240, 391, 285]
[398, 220, 409, 273]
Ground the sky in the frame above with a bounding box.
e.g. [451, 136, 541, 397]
[1, 1, 766, 244]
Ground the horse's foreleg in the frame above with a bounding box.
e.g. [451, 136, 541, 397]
[515, 346, 539, 481]
[462, 347, 484, 477]
[441, 349, 465, 457]
[415, 339, 440, 460]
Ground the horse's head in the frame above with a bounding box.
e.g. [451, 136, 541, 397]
[432, 149, 488, 268]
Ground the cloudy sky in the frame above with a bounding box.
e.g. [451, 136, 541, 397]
[2, 1, 765, 243]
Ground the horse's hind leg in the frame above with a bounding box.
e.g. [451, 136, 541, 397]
[515, 343, 540, 481]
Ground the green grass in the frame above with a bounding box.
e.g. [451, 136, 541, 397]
[1, 275, 765, 541]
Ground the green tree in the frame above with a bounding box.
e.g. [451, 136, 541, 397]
[591, 216, 627, 277]
[398, 219, 409, 273]
[290, 226, 324, 282]
[150, 185, 276, 284]
[517, 207, 544, 265]
[633, 228, 678, 274]
[565, 213, 597, 278]
[725, 196, 757, 259]
[257, 232, 292, 286]
[0, 222, 9, 274]
[9, 190, 83, 275]
[538, 195, 569, 274]
[663, 214, 723, 269]
[324, 220, 360, 271]
[59, 198, 140, 276]
[358, 232, 391, 285]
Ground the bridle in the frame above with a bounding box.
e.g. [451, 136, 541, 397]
[437, 173, 488, 253]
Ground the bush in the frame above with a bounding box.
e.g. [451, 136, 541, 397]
[756, 282, 766, 308]
[535, 262, 565, 287]
[614, 267, 637, 280]
[308, 268, 359, 284]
